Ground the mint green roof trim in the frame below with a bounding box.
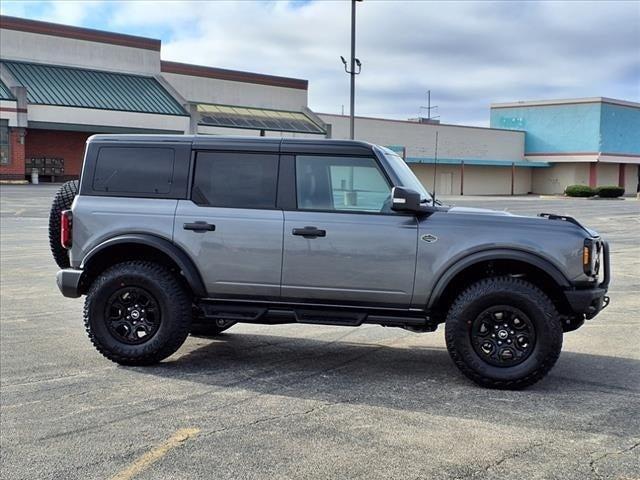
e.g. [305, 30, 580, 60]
[384, 145, 405, 154]
[1, 60, 188, 116]
[0, 79, 14, 100]
[406, 157, 549, 168]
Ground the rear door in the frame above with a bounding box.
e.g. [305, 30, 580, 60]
[281, 154, 418, 307]
[173, 151, 283, 300]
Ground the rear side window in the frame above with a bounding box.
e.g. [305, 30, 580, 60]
[192, 152, 278, 209]
[92, 147, 174, 194]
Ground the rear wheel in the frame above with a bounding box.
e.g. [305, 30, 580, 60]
[48, 180, 79, 268]
[445, 277, 562, 389]
[84, 261, 192, 365]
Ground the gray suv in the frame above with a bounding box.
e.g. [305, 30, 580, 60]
[50, 135, 610, 389]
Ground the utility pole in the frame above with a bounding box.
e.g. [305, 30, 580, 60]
[341, 0, 362, 139]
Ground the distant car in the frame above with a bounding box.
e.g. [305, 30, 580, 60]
[50, 135, 610, 389]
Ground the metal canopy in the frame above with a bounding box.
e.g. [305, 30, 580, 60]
[0, 79, 14, 100]
[1, 60, 188, 116]
[197, 104, 326, 134]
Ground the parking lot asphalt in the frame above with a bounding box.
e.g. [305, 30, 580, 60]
[1, 184, 639, 480]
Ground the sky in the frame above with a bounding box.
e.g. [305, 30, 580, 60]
[1, 0, 639, 126]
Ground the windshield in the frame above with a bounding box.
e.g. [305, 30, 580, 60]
[378, 147, 432, 202]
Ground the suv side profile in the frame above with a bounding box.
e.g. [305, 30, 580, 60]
[51, 135, 610, 389]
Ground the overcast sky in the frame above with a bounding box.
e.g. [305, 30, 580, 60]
[1, 0, 639, 126]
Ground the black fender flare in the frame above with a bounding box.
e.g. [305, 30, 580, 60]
[80, 234, 207, 297]
[426, 248, 571, 309]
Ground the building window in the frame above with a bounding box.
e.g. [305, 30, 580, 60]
[0, 121, 9, 166]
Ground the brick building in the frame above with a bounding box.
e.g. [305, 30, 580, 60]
[1, 15, 638, 194]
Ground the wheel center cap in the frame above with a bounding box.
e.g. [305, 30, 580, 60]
[498, 329, 509, 340]
[131, 310, 140, 320]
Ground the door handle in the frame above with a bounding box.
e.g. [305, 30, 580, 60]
[184, 221, 216, 232]
[292, 226, 326, 238]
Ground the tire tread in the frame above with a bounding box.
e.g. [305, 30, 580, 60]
[445, 276, 562, 389]
[48, 180, 79, 269]
[83, 261, 191, 366]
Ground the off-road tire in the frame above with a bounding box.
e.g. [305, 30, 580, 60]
[84, 261, 192, 365]
[48, 180, 79, 268]
[445, 276, 562, 389]
[190, 321, 236, 338]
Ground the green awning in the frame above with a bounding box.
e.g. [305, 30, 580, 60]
[197, 103, 326, 134]
[0, 79, 14, 100]
[1, 60, 187, 116]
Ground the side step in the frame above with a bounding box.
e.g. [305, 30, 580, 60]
[199, 303, 267, 322]
[197, 301, 437, 331]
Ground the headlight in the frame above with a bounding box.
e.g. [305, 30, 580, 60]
[583, 239, 601, 276]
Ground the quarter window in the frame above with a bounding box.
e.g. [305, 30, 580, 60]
[93, 147, 175, 194]
[295, 155, 391, 213]
[192, 152, 278, 209]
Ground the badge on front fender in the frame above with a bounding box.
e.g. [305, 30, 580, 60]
[421, 234, 438, 243]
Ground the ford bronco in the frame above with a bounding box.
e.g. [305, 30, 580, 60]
[50, 135, 610, 389]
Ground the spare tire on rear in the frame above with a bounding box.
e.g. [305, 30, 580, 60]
[48, 180, 79, 269]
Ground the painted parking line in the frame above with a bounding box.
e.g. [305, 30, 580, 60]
[111, 428, 200, 480]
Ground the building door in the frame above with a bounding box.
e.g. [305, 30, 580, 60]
[438, 172, 453, 195]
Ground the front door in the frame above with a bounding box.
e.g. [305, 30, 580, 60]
[282, 154, 418, 307]
[173, 151, 283, 300]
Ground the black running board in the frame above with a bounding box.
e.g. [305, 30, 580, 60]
[198, 301, 436, 330]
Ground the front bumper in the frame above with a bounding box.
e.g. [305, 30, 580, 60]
[564, 240, 610, 320]
[56, 268, 83, 298]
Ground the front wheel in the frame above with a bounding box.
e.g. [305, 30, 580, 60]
[445, 277, 562, 389]
[84, 261, 192, 365]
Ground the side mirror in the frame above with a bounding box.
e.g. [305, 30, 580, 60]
[391, 186, 422, 212]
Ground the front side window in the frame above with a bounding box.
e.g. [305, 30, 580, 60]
[296, 155, 392, 213]
[378, 147, 432, 202]
[192, 152, 278, 209]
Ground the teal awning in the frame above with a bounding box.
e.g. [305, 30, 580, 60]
[0, 79, 14, 100]
[1, 60, 187, 116]
[406, 157, 550, 168]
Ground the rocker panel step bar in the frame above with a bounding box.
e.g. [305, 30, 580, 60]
[197, 301, 434, 329]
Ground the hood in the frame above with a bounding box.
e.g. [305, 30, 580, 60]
[447, 206, 513, 216]
[445, 206, 597, 237]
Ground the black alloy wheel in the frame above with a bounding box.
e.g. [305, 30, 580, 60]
[105, 287, 161, 344]
[470, 305, 535, 367]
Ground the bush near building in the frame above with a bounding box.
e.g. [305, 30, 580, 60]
[565, 185, 596, 197]
[596, 185, 625, 198]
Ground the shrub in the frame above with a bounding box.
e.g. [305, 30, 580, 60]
[596, 185, 625, 198]
[565, 185, 595, 197]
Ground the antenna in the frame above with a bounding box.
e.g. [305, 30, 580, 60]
[419, 90, 439, 122]
[432, 131, 439, 206]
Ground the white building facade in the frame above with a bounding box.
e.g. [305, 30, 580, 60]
[1, 15, 637, 195]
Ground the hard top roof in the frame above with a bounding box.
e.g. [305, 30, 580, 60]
[87, 134, 377, 155]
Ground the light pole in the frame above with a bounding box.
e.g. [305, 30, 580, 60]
[341, 0, 362, 140]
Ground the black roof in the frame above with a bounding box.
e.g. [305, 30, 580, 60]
[87, 135, 377, 155]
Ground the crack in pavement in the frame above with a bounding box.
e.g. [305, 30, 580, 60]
[198, 401, 341, 439]
[485, 441, 546, 472]
[589, 440, 640, 480]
